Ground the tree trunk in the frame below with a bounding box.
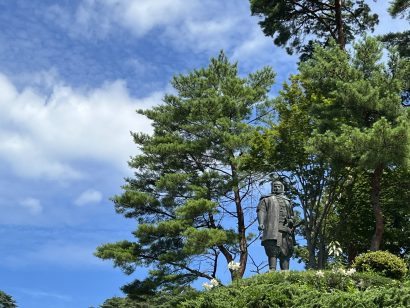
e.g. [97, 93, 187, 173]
[231, 162, 247, 278]
[370, 165, 384, 251]
[234, 187, 247, 278]
[317, 237, 326, 269]
[334, 0, 346, 49]
[306, 236, 317, 269]
[347, 243, 357, 265]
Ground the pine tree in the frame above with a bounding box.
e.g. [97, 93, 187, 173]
[250, 0, 378, 55]
[0, 291, 17, 308]
[95, 51, 275, 296]
[303, 38, 410, 251]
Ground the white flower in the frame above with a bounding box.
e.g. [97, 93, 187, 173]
[345, 268, 356, 276]
[331, 267, 346, 275]
[328, 241, 343, 257]
[202, 282, 213, 290]
[315, 270, 325, 278]
[228, 261, 241, 271]
[210, 278, 219, 287]
[203, 278, 219, 290]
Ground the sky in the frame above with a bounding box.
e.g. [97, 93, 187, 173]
[0, 1, 408, 307]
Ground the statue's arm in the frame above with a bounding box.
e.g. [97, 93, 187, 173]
[256, 198, 266, 230]
[286, 201, 295, 229]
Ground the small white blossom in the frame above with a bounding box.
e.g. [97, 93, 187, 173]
[210, 278, 219, 287]
[332, 267, 346, 275]
[203, 278, 219, 290]
[345, 268, 356, 276]
[228, 261, 241, 271]
[315, 270, 325, 278]
[202, 282, 213, 290]
[328, 241, 343, 257]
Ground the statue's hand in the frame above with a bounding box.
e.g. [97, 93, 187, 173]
[258, 224, 265, 231]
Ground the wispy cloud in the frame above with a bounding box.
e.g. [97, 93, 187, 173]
[0, 72, 158, 181]
[19, 198, 43, 215]
[19, 288, 72, 302]
[45, 0, 287, 65]
[74, 189, 103, 206]
[2, 241, 108, 269]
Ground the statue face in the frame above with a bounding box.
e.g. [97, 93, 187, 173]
[272, 181, 284, 194]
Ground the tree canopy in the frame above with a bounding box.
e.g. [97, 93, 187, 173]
[96, 3, 410, 305]
[303, 38, 410, 251]
[95, 51, 276, 296]
[0, 291, 17, 308]
[250, 0, 378, 55]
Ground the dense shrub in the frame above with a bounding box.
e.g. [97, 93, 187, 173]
[353, 251, 408, 279]
[179, 271, 410, 308]
[98, 271, 410, 307]
[98, 288, 200, 308]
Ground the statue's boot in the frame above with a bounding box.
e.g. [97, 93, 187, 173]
[268, 256, 277, 272]
[280, 258, 289, 270]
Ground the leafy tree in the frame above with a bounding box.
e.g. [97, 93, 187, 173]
[249, 0, 378, 55]
[95, 51, 276, 296]
[304, 38, 410, 251]
[389, 0, 410, 20]
[0, 290, 17, 308]
[250, 75, 349, 269]
[380, 0, 410, 107]
[329, 167, 410, 263]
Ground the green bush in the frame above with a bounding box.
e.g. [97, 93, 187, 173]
[98, 271, 410, 307]
[179, 271, 410, 308]
[353, 251, 408, 279]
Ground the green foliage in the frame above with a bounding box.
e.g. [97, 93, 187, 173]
[389, 0, 410, 20]
[250, 0, 378, 55]
[98, 288, 200, 308]
[380, 1, 410, 107]
[303, 37, 410, 250]
[180, 271, 410, 308]
[95, 51, 276, 295]
[380, 31, 410, 59]
[328, 167, 410, 264]
[0, 290, 17, 308]
[99, 296, 140, 308]
[353, 251, 409, 280]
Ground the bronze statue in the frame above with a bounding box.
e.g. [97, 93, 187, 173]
[257, 180, 294, 271]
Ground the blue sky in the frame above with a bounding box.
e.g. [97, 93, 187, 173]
[0, 1, 407, 307]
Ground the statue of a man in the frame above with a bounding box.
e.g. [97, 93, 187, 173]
[257, 180, 294, 271]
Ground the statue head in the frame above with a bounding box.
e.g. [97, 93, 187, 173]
[271, 180, 284, 194]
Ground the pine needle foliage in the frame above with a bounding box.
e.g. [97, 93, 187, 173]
[95, 51, 276, 296]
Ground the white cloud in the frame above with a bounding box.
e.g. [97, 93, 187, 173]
[19, 198, 43, 215]
[59, 0, 297, 71]
[102, 0, 197, 37]
[2, 242, 106, 268]
[74, 189, 103, 206]
[59, 0, 198, 39]
[19, 288, 72, 302]
[0, 72, 158, 181]
[50, 1, 256, 53]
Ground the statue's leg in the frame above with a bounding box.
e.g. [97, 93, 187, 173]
[279, 233, 291, 270]
[268, 256, 277, 271]
[280, 257, 289, 270]
[263, 240, 278, 272]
